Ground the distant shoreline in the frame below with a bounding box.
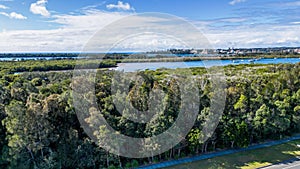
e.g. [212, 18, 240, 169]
[0, 54, 299, 64]
[118, 55, 300, 63]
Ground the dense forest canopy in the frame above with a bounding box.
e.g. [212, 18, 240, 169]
[0, 59, 299, 168]
[0, 59, 117, 75]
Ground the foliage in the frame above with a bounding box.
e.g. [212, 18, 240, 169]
[0, 60, 299, 168]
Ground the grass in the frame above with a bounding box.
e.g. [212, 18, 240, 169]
[163, 140, 300, 169]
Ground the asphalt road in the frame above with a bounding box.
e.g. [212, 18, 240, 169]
[260, 158, 300, 169]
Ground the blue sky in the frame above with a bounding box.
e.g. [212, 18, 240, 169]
[0, 0, 300, 52]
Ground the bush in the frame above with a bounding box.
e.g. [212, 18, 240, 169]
[31, 78, 42, 86]
[131, 160, 139, 168]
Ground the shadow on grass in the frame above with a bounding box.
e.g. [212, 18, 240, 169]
[166, 140, 300, 169]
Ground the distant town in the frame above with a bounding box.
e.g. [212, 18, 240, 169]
[0, 47, 300, 60]
[154, 47, 300, 56]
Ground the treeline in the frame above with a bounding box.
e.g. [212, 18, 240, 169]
[0, 59, 117, 74]
[0, 62, 299, 168]
[0, 53, 79, 58]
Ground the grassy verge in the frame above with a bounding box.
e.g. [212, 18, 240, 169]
[163, 140, 300, 169]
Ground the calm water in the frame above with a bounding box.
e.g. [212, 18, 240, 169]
[116, 58, 300, 72]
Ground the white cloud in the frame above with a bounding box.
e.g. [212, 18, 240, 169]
[51, 10, 125, 30]
[229, 0, 246, 5]
[0, 12, 8, 16]
[106, 1, 134, 11]
[30, 0, 50, 17]
[291, 21, 300, 24]
[219, 18, 247, 23]
[0, 11, 27, 19]
[0, 10, 127, 52]
[9, 12, 27, 19]
[0, 11, 206, 52]
[113, 34, 188, 52]
[0, 9, 300, 52]
[0, 4, 8, 9]
[205, 24, 300, 48]
[280, 1, 300, 6]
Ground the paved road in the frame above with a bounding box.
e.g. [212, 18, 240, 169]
[137, 134, 300, 169]
[260, 158, 300, 169]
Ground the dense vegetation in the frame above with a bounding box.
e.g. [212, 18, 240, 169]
[0, 59, 117, 74]
[0, 60, 299, 168]
[0, 53, 79, 58]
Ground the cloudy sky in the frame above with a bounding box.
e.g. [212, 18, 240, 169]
[0, 0, 300, 52]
